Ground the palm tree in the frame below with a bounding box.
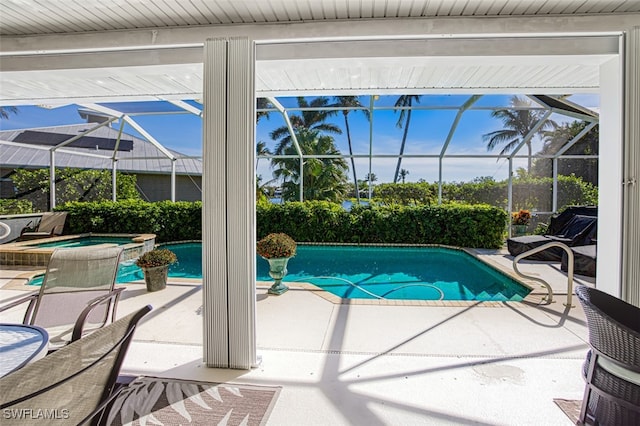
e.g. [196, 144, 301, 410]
[482, 96, 556, 173]
[393, 95, 421, 183]
[0, 106, 18, 120]
[256, 98, 271, 123]
[399, 168, 409, 183]
[270, 97, 342, 155]
[271, 129, 349, 202]
[333, 96, 370, 203]
[532, 120, 599, 185]
[256, 141, 270, 172]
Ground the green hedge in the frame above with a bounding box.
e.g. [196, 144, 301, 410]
[257, 201, 507, 248]
[0, 199, 33, 215]
[58, 199, 507, 248]
[371, 175, 597, 212]
[439, 175, 597, 211]
[58, 200, 202, 243]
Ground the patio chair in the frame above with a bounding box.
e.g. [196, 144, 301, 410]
[18, 211, 68, 241]
[0, 245, 125, 350]
[0, 305, 151, 426]
[575, 285, 640, 425]
[507, 206, 597, 261]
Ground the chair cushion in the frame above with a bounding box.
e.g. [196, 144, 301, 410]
[556, 214, 597, 239]
[561, 245, 596, 277]
[598, 356, 640, 387]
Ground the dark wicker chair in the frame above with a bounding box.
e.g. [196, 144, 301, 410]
[575, 285, 640, 425]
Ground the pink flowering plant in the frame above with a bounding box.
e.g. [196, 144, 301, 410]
[256, 233, 297, 259]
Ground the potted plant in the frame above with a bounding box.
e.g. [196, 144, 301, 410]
[135, 248, 177, 292]
[511, 209, 531, 236]
[257, 233, 297, 295]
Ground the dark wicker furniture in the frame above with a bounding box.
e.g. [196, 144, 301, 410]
[562, 245, 597, 277]
[575, 285, 640, 425]
[507, 206, 597, 261]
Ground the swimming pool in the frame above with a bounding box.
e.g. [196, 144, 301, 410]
[30, 242, 528, 302]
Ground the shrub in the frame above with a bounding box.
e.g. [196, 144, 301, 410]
[58, 199, 201, 242]
[258, 201, 508, 248]
[60, 199, 508, 248]
[135, 249, 177, 268]
[376, 182, 435, 205]
[0, 199, 33, 214]
[256, 233, 297, 259]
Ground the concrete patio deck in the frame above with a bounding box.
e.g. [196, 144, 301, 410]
[0, 249, 595, 425]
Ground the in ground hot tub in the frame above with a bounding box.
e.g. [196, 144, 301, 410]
[0, 233, 155, 267]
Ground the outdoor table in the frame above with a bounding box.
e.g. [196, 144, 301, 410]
[0, 324, 49, 377]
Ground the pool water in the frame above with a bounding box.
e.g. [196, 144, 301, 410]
[30, 243, 530, 302]
[30, 237, 136, 249]
[261, 245, 530, 301]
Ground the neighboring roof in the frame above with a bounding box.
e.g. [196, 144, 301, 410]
[0, 124, 202, 176]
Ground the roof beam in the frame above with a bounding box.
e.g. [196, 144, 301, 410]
[53, 117, 118, 150]
[168, 100, 203, 117]
[79, 103, 176, 161]
[0, 14, 634, 55]
[440, 95, 483, 158]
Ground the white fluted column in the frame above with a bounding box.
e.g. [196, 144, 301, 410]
[202, 37, 257, 368]
[622, 27, 640, 306]
[596, 37, 624, 297]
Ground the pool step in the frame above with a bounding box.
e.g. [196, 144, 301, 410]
[477, 283, 512, 301]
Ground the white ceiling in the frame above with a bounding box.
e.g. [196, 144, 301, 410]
[0, 1, 636, 106]
[1, 0, 639, 36]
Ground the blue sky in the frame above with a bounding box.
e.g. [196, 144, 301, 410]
[1, 94, 598, 183]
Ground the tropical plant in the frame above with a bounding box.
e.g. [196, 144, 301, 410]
[271, 129, 349, 202]
[135, 248, 177, 268]
[256, 140, 271, 171]
[399, 168, 410, 183]
[256, 174, 277, 202]
[256, 233, 297, 259]
[256, 98, 272, 123]
[11, 167, 139, 212]
[532, 120, 599, 186]
[482, 96, 556, 173]
[333, 96, 370, 203]
[0, 106, 18, 120]
[269, 96, 342, 155]
[393, 95, 421, 182]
